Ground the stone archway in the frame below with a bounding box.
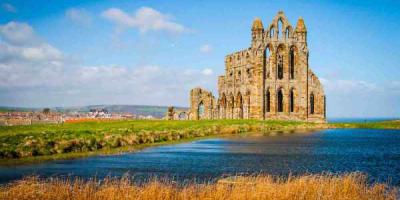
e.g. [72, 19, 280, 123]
[198, 101, 205, 119]
[289, 88, 295, 113]
[277, 88, 284, 112]
[276, 44, 286, 80]
[289, 46, 297, 79]
[226, 93, 234, 119]
[220, 93, 227, 119]
[178, 112, 188, 120]
[265, 88, 271, 113]
[236, 92, 243, 119]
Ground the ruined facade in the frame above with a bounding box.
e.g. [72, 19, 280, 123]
[166, 106, 190, 120]
[188, 11, 326, 122]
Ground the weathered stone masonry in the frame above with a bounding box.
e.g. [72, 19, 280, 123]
[187, 11, 326, 122]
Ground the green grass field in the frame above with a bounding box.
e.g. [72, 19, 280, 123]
[0, 119, 399, 165]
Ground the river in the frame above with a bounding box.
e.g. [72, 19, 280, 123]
[1, 129, 400, 185]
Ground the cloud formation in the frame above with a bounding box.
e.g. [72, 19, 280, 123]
[320, 78, 378, 94]
[101, 7, 187, 34]
[66, 8, 92, 26]
[0, 22, 64, 88]
[320, 77, 400, 118]
[0, 22, 37, 45]
[201, 68, 213, 75]
[0, 21, 214, 107]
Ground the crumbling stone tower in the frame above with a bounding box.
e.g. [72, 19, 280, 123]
[188, 11, 326, 122]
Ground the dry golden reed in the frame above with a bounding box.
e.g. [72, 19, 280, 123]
[0, 173, 397, 200]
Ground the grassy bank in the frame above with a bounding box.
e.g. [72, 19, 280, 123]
[0, 120, 317, 162]
[0, 119, 399, 164]
[0, 173, 397, 200]
[330, 120, 400, 129]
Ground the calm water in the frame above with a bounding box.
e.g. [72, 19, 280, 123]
[1, 129, 400, 185]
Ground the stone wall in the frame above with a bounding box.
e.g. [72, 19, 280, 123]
[166, 106, 191, 120]
[184, 11, 326, 123]
[189, 87, 217, 120]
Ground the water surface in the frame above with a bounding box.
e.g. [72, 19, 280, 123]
[1, 129, 400, 185]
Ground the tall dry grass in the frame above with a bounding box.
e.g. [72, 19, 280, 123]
[0, 173, 397, 200]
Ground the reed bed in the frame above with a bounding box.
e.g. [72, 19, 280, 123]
[0, 173, 397, 200]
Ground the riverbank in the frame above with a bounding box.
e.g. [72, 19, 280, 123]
[0, 173, 397, 200]
[330, 120, 400, 129]
[0, 119, 399, 165]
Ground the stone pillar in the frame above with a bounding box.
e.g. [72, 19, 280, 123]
[298, 46, 308, 120]
[167, 107, 174, 120]
[249, 50, 264, 119]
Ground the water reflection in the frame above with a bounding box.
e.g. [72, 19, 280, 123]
[1, 129, 400, 185]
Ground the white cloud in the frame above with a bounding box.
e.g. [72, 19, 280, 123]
[0, 22, 37, 46]
[200, 44, 213, 53]
[0, 22, 65, 89]
[0, 21, 214, 107]
[66, 8, 92, 26]
[201, 68, 213, 75]
[101, 7, 187, 34]
[320, 78, 378, 94]
[2, 3, 16, 13]
[0, 22, 63, 67]
[21, 44, 63, 61]
[320, 77, 400, 118]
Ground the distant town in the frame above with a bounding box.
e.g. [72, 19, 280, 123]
[0, 107, 165, 126]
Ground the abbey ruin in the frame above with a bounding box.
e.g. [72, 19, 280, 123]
[170, 11, 326, 123]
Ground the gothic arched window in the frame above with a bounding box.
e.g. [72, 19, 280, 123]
[266, 90, 271, 112]
[264, 46, 271, 78]
[220, 94, 227, 119]
[265, 47, 270, 58]
[270, 28, 274, 38]
[290, 89, 294, 112]
[310, 93, 315, 114]
[278, 19, 283, 39]
[277, 55, 283, 80]
[285, 28, 290, 39]
[198, 101, 205, 119]
[179, 112, 187, 120]
[290, 48, 295, 79]
[277, 89, 283, 112]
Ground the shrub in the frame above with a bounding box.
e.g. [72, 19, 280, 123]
[110, 137, 122, 148]
[2, 149, 19, 158]
[123, 135, 138, 145]
[55, 140, 73, 154]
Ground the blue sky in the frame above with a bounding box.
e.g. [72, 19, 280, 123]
[0, 0, 399, 118]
